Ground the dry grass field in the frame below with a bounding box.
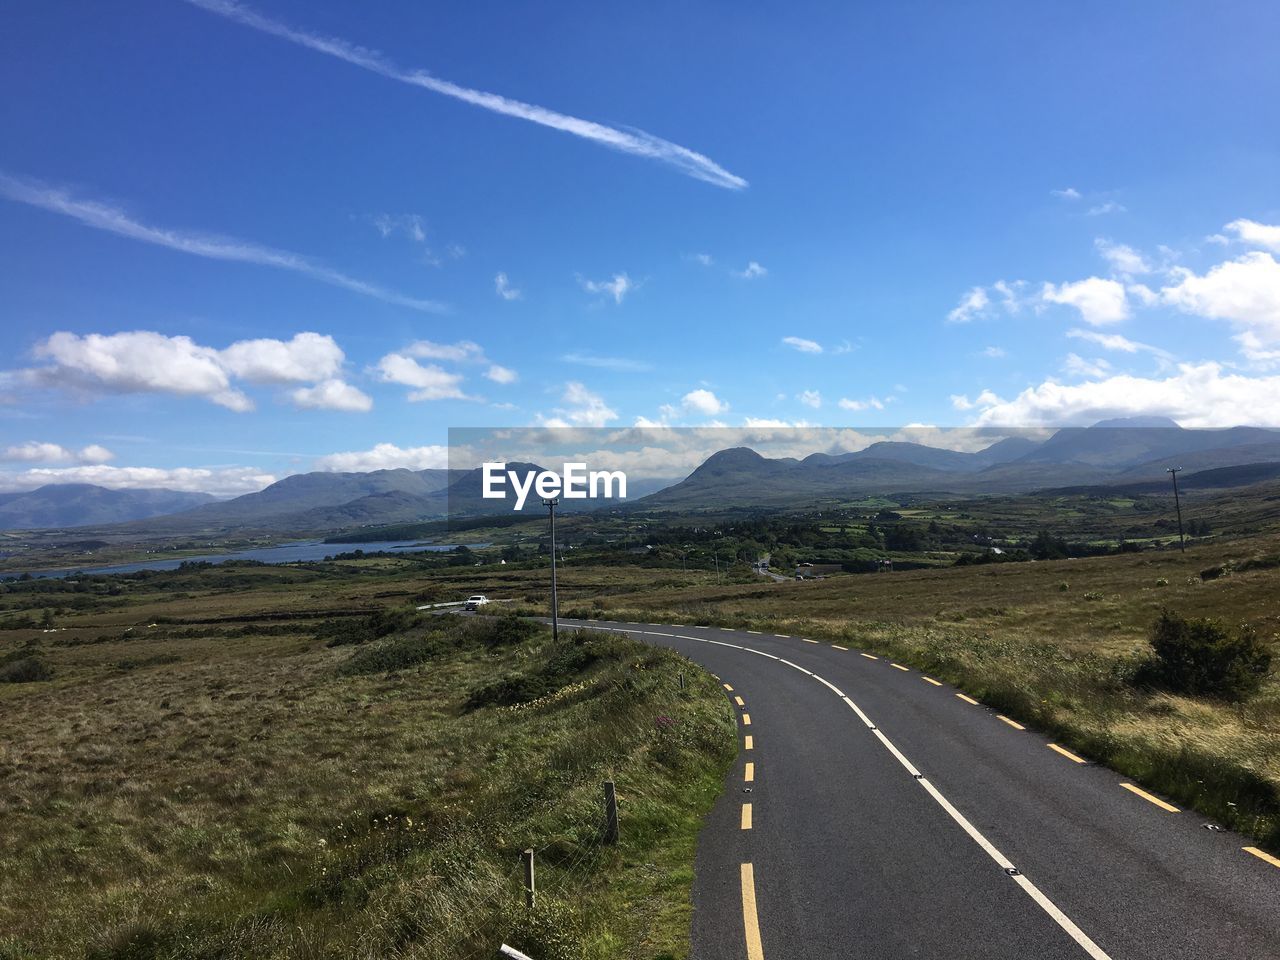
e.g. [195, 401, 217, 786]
[0, 564, 735, 960]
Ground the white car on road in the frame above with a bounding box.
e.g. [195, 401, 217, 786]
[464, 595, 490, 611]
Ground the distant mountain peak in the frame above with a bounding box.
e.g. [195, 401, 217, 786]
[1091, 416, 1182, 429]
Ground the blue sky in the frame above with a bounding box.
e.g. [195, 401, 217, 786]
[3, 0, 1280, 493]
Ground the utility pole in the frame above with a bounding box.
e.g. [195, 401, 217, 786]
[1167, 467, 1185, 552]
[543, 498, 559, 640]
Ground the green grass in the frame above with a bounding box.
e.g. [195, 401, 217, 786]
[0, 590, 735, 959]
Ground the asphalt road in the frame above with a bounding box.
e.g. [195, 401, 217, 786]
[558, 616, 1280, 960]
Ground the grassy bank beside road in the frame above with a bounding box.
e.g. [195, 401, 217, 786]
[552, 533, 1280, 851]
[0, 590, 735, 959]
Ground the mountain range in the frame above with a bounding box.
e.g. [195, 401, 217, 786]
[4, 419, 1279, 533]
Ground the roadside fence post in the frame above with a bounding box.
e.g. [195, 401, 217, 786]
[522, 848, 535, 908]
[603, 781, 619, 844]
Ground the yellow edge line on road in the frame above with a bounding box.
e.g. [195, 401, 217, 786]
[922, 677, 943, 686]
[997, 715, 1025, 730]
[860, 652, 878, 660]
[741, 803, 753, 830]
[745, 761, 755, 782]
[723, 683, 734, 691]
[891, 663, 909, 671]
[741, 863, 765, 960]
[802, 638, 819, 644]
[955, 693, 979, 705]
[1243, 846, 1280, 868]
[1048, 743, 1087, 764]
[776, 634, 791, 639]
[1121, 783, 1179, 812]
[742, 713, 752, 726]
[735, 696, 746, 707]
[746, 630, 763, 634]
[744, 735, 753, 750]
[832, 644, 848, 650]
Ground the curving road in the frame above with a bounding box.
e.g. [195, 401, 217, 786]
[560, 617, 1279, 960]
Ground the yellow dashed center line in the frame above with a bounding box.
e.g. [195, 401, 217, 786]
[1243, 846, 1280, 869]
[891, 663, 910, 672]
[742, 713, 752, 726]
[997, 715, 1025, 730]
[955, 693, 980, 705]
[832, 644, 848, 650]
[741, 803, 753, 830]
[1120, 783, 1179, 812]
[745, 761, 755, 782]
[922, 677, 943, 687]
[741, 863, 765, 960]
[860, 652, 879, 660]
[735, 696, 746, 707]
[1048, 743, 1087, 764]
[744, 735, 754, 750]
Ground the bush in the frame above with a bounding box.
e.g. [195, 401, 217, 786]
[1135, 610, 1272, 701]
[0, 656, 54, 683]
[464, 613, 539, 648]
[338, 633, 450, 676]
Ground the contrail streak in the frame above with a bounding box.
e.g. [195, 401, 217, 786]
[0, 172, 447, 313]
[183, 0, 748, 190]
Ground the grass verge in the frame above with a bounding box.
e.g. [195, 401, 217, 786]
[0, 614, 735, 959]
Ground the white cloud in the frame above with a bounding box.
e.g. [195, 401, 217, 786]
[1052, 187, 1082, 200]
[406, 340, 487, 363]
[0, 465, 274, 496]
[691, 253, 714, 266]
[741, 417, 813, 428]
[1, 442, 116, 464]
[32, 331, 253, 411]
[1225, 219, 1280, 253]
[1095, 239, 1150, 277]
[1041, 276, 1130, 326]
[371, 213, 426, 243]
[21, 330, 370, 412]
[797, 390, 822, 409]
[561, 352, 652, 373]
[183, 0, 747, 190]
[950, 390, 1004, 412]
[837, 396, 887, 412]
[485, 364, 518, 384]
[0, 172, 446, 312]
[578, 273, 634, 304]
[495, 272, 522, 301]
[781, 336, 823, 354]
[947, 286, 990, 324]
[1062, 353, 1111, 379]
[289, 379, 373, 412]
[1088, 202, 1126, 216]
[981, 346, 1007, 358]
[376, 353, 469, 401]
[1161, 252, 1280, 349]
[540, 382, 618, 428]
[735, 261, 767, 279]
[220, 332, 345, 383]
[314, 442, 449, 472]
[1066, 327, 1171, 359]
[968, 362, 1280, 427]
[682, 388, 729, 416]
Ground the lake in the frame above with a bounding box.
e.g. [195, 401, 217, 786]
[0, 540, 488, 580]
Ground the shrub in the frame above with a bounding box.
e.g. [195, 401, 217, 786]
[464, 613, 539, 648]
[1135, 609, 1272, 701]
[338, 633, 450, 676]
[0, 656, 54, 683]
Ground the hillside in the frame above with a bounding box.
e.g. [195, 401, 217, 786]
[0, 484, 216, 530]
